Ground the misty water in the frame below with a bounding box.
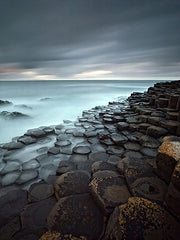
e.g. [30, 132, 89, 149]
[0, 80, 160, 144]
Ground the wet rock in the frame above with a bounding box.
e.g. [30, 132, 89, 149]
[108, 155, 121, 165]
[55, 124, 64, 130]
[123, 151, 143, 159]
[0, 216, 21, 240]
[140, 147, 157, 158]
[0, 161, 21, 174]
[55, 140, 71, 147]
[18, 136, 37, 145]
[93, 170, 120, 179]
[21, 197, 56, 230]
[117, 122, 129, 131]
[106, 145, 125, 156]
[0, 111, 30, 119]
[3, 141, 24, 150]
[73, 146, 91, 154]
[124, 142, 141, 151]
[156, 136, 180, 183]
[111, 133, 128, 145]
[160, 119, 180, 134]
[47, 193, 103, 240]
[89, 176, 130, 215]
[43, 127, 54, 134]
[84, 130, 97, 138]
[146, 126, 168, 138]
[73, 129, 85, 137]
[37, 146, 48, 154]
[165, 161, 180, 218]
[16, 170, 38, 184]
[54, 170, 90, 199]
[1, 171, 21, 186]
[105, 197, 179, 240]
[39, 164, 57, 180]
[26, 128, 46, 138]
[103, 117, 114, 123]
[100, 138, 114, 145]
[91, 161, 117, 173]
[139, 135, 160, 148]
[69, 154, 88, 163]
[38, 136, 52, 144]
[89, 152, 109, 162]
[0, 99, 12, 106]
[0, 188, 28, 227]
[63, 120, 72, 124]
[28, 182, 54, 202]
[59, 145, 73, 154]
[48, 147, 60, 155]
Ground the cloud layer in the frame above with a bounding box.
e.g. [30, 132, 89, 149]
[0, 0, 179, 80]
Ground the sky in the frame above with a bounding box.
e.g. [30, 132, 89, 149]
[0, 0, 180, 81]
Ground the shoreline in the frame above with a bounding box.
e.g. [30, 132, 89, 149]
[0, 80, 180, 240]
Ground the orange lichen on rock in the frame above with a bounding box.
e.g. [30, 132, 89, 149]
[39, 231, 87, 240]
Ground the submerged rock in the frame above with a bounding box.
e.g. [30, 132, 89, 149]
[0, 111, 30, 119]
[0, 99, 12, 106]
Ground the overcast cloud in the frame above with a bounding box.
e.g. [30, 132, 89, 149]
[0, 0, 179, 80]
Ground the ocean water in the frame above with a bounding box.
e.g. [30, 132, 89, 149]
[0, 80, 162, 144]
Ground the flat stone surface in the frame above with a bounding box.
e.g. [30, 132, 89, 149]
[1, 171, 21, 186]
[106, 146, 125, 156]
[93, 170, 120, 179]
[18, 136, 37, 145]
[47, 193, 104, 240]
[26, 129, 46, 138]
[48, 147, 60, 155]
[73, 146, 91, 154]
[0, 189, 28, 227]
[55, 140, 71, 147]
[89, 176, 131, 214]
[105, 197, 180, 240]
[28, 182, 54, 202]
[140, 147, 158, 158]
[146, 126, 168, 138]
[123, 151, 143, 159]
[56, 134, 69, 141]
[39, 164, 57, 180]
[91, 161, 117, 173]
[124, 142, 141, 151]
[139, 135, 160, 148]
[16, 170, 38, 184]
[107, 155, 121, 165]
[59, 145, 73, 154]
[21, 197, 56, 229]
[89, 152, 109, 162]
[56, 160, 76, 175]
[54, 170, 90, 199]
[0, 161, 21, 174]
[3, 142, 24, 150]
[0, 216, 21, 240]
[117, 122, 129, 131]
[69, 154, 88, 163]
[111, 133, 128, 145]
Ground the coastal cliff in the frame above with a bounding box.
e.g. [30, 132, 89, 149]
[0, 80, 180, 240]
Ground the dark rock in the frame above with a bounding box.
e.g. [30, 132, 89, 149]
[105, 197, 180, 240]
[21, 197, 56, 230]
[16, 170, 38, 184]
[93, 170, 120, 178]
[28, 182, 54, 202]
[3, 141, 24, 150]
[26, 128, 46, 138]
[0, 99, 12, 106]
[124, 142, 141, 151]
[59, 145, 73, 154]
[89, 176, 130, 215]
[84, 130, 97, 137]
[1, 171, 21, 186]
[139, 135, 160, 148]
[91, 161, 117, 173]
[73, 146, 91, 154]
[106, 145, 125, 156]
[111, 133, 128, 145]
[39, 164, 57, 180]
[47, 194, 104, 240]
[156, 136, 180, 183]
[140, 147, 157, 158]
[117, 122, 129, 131]
[0, 111, 30, 119]
[89, 152, 109, 162]
[123, 151, 143, 159]
[0, 161, 21, 174]
[18, 136, 37, 145]
[54, 170, 90, 199]
[48, 147, 60, 155]
[146, 126, 168, 138]
[43, 127, 54, 134]
[108, 155, 121, 165]
[55, 140, 71, 147]
[0, 188, 28, 227]
[0, 216, 21, 240]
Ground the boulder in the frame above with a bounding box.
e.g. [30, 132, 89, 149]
[89, 176, 130, 214]
[105, 197, 180, 240]
[156, 136, 180, 182]
[146, 126, 168, 138]
[0, 189, 28, 227]
[18, 136, 36, 145]
[21, 197, 56, 230]
[111, 133, 128, 145]
[117, 122, 129, 131]
[0, 111, 30, 119]
[54, 170, 90, 199]
[47, 194, 103, 240]
[28, 182, 54, 202]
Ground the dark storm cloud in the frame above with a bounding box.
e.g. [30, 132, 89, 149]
[0, 0, 179, 79]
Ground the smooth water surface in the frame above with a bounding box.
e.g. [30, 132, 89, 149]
[0, 80, 161, 143]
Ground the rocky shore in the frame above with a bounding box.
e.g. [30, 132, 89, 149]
[0, 80, 180, 240]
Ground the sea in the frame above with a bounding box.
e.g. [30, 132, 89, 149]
[0, 80, 167, 144]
